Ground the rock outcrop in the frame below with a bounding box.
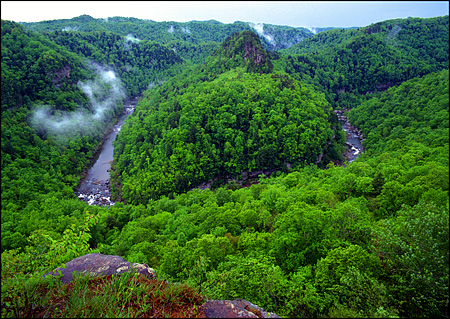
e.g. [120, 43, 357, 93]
[44, 253, 155, 284]
[47, 65, 71, 88]
[218, 30, 273, 74]
[201, 299, 280, 318]
[45, 254, 280, 318]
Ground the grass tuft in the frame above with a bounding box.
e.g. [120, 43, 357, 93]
[1, 271, 207, 318]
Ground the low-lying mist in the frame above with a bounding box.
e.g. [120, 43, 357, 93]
[30, 62, 126, 144]
[249, 22, 276, 47]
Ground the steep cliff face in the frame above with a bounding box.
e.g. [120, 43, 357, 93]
[218, 30, 273, 74]
[243, 40, 266, 64]
[47, 65, 71, 87]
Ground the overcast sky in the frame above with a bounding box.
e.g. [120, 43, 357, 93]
[1, 1, 449, 28]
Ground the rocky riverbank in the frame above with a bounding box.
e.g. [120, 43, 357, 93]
[78, 103, 364, 204]
[334, 109, 364, 163]
[192, 168, 279, 191]
[75, 97, 138, 206]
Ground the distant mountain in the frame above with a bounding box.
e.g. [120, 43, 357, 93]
[34, 29, 184, 96]
[276, 15, 449, 108]
[281, 16, 449, 55]
[19, 15, 314, 51]
[306, 26, 359, 34]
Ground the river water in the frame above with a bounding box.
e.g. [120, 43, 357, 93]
[75, 98, 137, 206]
[335, 109, 364, 163]
[75, 103, 363, 205]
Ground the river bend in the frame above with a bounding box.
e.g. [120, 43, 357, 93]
[75, 104, 364, 205]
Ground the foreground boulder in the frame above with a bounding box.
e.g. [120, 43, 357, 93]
[201, 299, 280, 318]
[45, 254, 279, 318]
[44, 253, 155, 284]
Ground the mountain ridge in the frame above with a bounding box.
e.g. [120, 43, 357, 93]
[1, 14, 448, 319]
[19, 14, 314, 51]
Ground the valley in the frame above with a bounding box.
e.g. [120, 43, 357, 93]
[1, 14, 448, 319]
[75, 97, 139, 206]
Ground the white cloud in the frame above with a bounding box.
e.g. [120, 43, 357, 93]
[249, 22, 276, 47]
[30, 62, 126, 141]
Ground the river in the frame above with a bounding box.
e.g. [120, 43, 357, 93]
[334, 109, 364, 163]
[194, 111, 365, 190]
[75, 98, 138, 206]
[75, 103, 363, 205]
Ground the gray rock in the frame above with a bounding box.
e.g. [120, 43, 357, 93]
[44, 253, 155, 284]
[45, 254, 279, 318]
[201, 299, 280, 318]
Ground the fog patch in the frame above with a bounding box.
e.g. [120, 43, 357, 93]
[279, 33, 305, 49]
[387, 24, 402, 39]
[307, 27, 318, 34]
[123, 34, 140, 51]
[168, 25, 175, 33]
[181, 26, 191, 34]
[385, 24, 402, 46]
[147, 80, 165, 90]
[30, 62, 126, 143]
[248, 22, 276, 47]
[125, 34, 141, 43]
[61, 26, 79, 31]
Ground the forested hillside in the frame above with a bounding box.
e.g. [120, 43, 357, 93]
[20, 15, 313, 51]
[37, 30, 184, 96]
[1, 19, 183, 250]
[276, 16, 449, 109]
[1, 15, 449, 318]
[111, 31, 344, 204]
[105, 69, 448, 318]
[1, 20, 91, 110]
[1, 20, 125, 253]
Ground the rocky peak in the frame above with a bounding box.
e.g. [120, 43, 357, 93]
[218, 30, 273, 74]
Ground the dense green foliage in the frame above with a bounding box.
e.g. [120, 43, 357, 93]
[21, 15, 313, 51]
[1, 20, 91, 111]
[2, 15, 449, 319]
[37, 30, 184, 96]
[276, 16, 449, 109]
[1, 21, 123, 249]
[111, 31, 343, 204]
[109, 69, 449, 318]
[113, 70, 338, 203]
[349, 69, 449, 155]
